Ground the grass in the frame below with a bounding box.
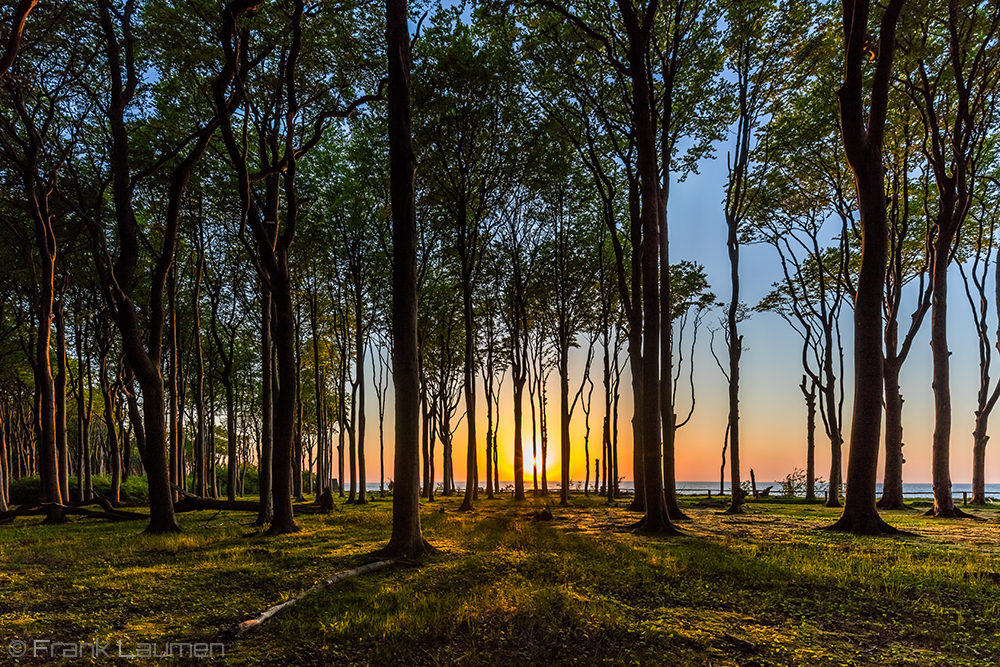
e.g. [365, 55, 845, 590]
[2, 494, 1000, 665]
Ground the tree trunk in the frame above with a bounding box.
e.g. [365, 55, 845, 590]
[381, 0, 431, 558]
[267, 273, 300, 534]
[620, 0, 675, 535]
[513, 367, 527, 501]
[256, 288, 274, 526]
[878, 357, 906, 509]
[559, 339, 570, 507]
[55, 302, 69, 503]
[930, 243, 958, 517]
[725, 231, 742, 515]
[193, 249, 207, 498]
[801, 375, 817, 502]
[826, 0, 904, 535]
[354, 279, 368, 506]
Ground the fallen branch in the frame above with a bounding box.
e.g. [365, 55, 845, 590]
[225, 559, 396, 638]
[0, 502, 148, 524]
[174, 497, 262, 513]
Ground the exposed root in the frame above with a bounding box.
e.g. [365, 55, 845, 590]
[376, 537, 434, 560]
[923, 506, 983, 520]
[632, 513, 683, 536]
[823, 513, 910, 536]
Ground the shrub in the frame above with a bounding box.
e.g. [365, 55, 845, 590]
[780, 468, 827, 498]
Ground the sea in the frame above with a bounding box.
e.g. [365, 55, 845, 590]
[353, 480, 1000, 498]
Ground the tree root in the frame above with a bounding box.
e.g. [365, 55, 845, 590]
[922, 506, 984, 520]
[822, 513, 912, 536]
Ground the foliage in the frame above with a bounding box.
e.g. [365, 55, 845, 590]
[780, 468, 828, 498]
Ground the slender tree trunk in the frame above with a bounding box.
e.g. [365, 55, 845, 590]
[256, 287, 274, 526]
[54, 302, 69, 502]
[559, 339, 570, 507]
[930, 243, 957, 517]
[382, 0, 431, 557]
[801, 376, 817, 502]
[458, 248, 477, 512]
[0, 405, 7, 513]
[878, 357, 906, 509]
[621, 0, 674, 534]
[513, 368, 527, 501]
[827, 0, 904, 535]
[99, 346, 120, 505]
[193, 251, 207, 498]
[268, 274, 300, 534]
[485, 352, 495, 500]
[168, 273, 180, 500]
[354, 287, 368, 506]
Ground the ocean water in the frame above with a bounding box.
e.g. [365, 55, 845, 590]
[347, 480, 1000, 497]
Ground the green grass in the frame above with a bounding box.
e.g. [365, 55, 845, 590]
[2, 494, 1000, 665]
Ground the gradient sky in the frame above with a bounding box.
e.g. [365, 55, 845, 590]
[351, 140, 1000, 489]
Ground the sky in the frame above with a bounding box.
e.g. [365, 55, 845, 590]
[343, 144, 1000, 490]
[338, 3, 1000, 487]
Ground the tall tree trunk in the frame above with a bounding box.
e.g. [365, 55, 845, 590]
[513, 361, 527, 502]
[54, 301, 69, 502]
[268, 272, 300, 534]
[458, 237, 477, 512]
[485, 348, 495, 500]
[620, 0, 675, 534]
[0, 404, 8, 512]
[725, 239, 742, 515]
[559, 338, 571, 507]
[168, 273, 180, 500]
[801, 375, 817, 502]
[878, 356, 906, 509]
[256, 287, 274, 526]
[354, 279, 368, 506]
[193, 246, 207, 498]
[382, 0, 431, 557]
[930, 242, 958, 517]
[827, 0, 904, 535]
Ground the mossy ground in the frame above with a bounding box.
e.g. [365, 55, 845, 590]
[2, 493, 999, 665]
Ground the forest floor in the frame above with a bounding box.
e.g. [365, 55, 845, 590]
[2, 492, 1000, 666]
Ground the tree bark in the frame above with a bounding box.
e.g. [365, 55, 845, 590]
[826, 0, 904, 535]
[381, 0, 431, 558]
[256, 287, 275, 526]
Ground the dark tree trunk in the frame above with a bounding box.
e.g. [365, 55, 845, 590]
[619, 0, 676, 535]
[268, 275, 299, 534]
[513, 367, 527, 501]
[930, 241, 958, 517]
[256, 288, 275, 526]
[54, 302, 69, 503]
[559, 339, 570, 507]
[458, 229, 477, 513]
[801, 375, 817, 502]
[354, 277, 368, 506]
[826, 0, 904, 535]
[878, 357, 907, 509]
[192, 245, 207, 498]
[382, 0, 431, 558]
